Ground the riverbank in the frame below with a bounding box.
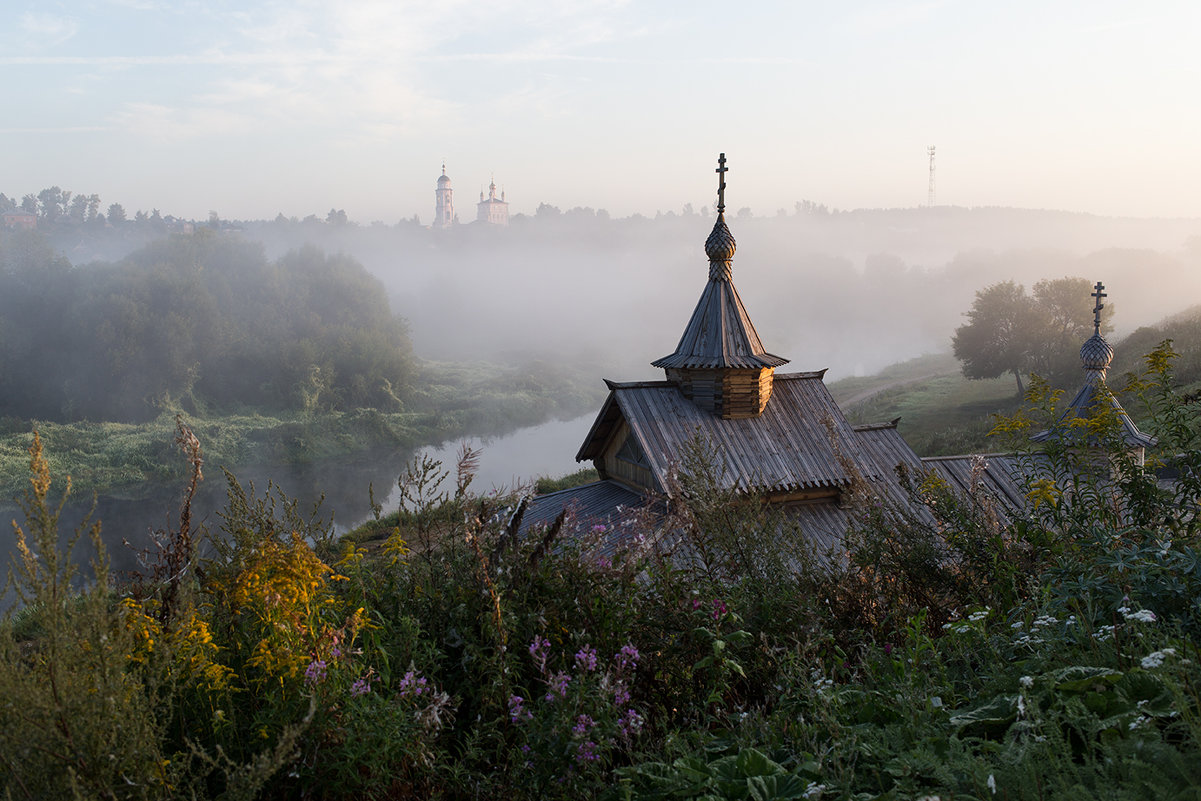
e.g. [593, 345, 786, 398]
[0, 358, 605, 503]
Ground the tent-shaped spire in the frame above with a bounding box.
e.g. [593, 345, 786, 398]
[652, 154, 788, 418]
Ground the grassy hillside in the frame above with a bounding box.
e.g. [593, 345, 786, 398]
[829, 353, 1019, 456]
[830, 308, 1201, 458]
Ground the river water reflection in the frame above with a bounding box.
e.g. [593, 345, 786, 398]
[1, 414, 594, 609]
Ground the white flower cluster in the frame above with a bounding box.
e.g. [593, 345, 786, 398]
[1141, 648, 1176, 669]
[1122, 608, 1157, 624]
[803, 783, 827, 799]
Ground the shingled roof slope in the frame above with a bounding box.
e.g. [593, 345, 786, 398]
[577, 371, 880, 494]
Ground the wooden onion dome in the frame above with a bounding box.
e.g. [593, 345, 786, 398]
[651, 154, 788, 419]
[1031, 281, 1155, 461]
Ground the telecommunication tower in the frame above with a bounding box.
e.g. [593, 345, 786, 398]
[927, 145, 936, 207]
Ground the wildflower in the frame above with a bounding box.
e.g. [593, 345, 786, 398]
[1129, 715, 1150, 730]
[545, 671, 571, 701]
[303, 659, 327, 686]
[1019, 675, 1034, 688]
[575, 645, 598, 672]
[398, 670, 429, 698]
[576, 740, 599, 763]
[1125, 609, 1157, 624]
[613, 684, 631, 707]
[1032, 615, 1057, 629]
[883, 643, 893, 655]
[691, 599, 702, 611]
[508, 695, 532, 723]
[1095, 624, 1116, 642]
[529, 635, 550, 673]
[618, 708, 644, 738]
[712, 598, 728, 620]
[350, 677, 371, 697]
[968, 609, 990, 623]
[616, 643, 640, 671]
[1011, 621, 1024, 630]
[803, 783, 827, 799]
[1141, 648, 1176, 669]
[572, 714, 595, 737]
[987, 773, 996, 794]
[591, 524, 607, 533]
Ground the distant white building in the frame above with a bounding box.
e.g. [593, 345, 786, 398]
[477, 179, 509, 226]
[434, 164, 455, 229]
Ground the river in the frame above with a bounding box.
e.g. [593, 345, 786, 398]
[0, 413, 595, 610]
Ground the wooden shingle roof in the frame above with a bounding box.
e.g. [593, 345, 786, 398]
[576, 371, 880, 495]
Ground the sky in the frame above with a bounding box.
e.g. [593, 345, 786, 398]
[3, 1, 1201, 223]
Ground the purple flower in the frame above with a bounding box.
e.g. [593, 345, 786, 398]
[350, 677, 372, 696]
[618, 708, 644, 738]
[883, 643, 893, 656]
[613, 683, 631, 707]
[591, 524, 607, 533]
[691, 599, 702, 611]
[615, 643, 640, 672]
[712, 599, 728, 620]
[398, 670, 429, 698]
[576, 740, 599, 763]
[544, 671, 571, 701]
[508, 694, 532, 723]
[572, 714, 595, 737]
[303, 659, 327, 686]
[575, 645, 598, 672]
[529, 635, 550, 673]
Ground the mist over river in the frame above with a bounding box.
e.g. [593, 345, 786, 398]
[0, 415, 594, 610]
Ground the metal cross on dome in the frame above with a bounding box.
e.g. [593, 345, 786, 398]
[1092, 281, 1107, 336]
[716, 153, 728, 214]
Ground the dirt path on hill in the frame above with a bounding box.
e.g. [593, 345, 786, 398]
[840, 370, 957, 407]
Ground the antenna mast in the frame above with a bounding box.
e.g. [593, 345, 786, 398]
[927, 145, 936, 207]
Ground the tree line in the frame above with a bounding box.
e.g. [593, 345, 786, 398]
[0, 229, 413, 422]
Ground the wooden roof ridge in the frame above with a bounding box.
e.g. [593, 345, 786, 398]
[852, 417, 903, 432]
[920, 451, 1017, 462]
[774, 369, 830, 381]
[651, 213, 788, 371]
[603, 378, 676, 390]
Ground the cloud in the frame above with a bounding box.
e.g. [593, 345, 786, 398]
[20, 12, 80, 46]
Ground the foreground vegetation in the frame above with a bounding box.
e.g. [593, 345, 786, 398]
[2, 342, 1200, 800]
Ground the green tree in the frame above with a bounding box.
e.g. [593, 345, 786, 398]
[952, 277, 1112, 395]
[952, 280, 1045, 395]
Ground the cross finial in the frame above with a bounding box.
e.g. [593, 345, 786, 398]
[715, 153, 728, 214]
[1091, 281, 1107, 336]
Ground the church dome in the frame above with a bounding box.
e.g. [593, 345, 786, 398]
[1080, 333, 1114, 371]
[705, 214, 736, 263]
[437, 173, 451, 185]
